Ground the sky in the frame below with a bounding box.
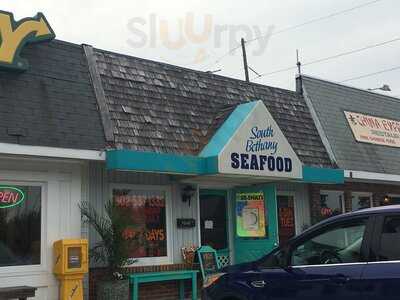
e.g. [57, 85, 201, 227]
[2, 0, 400, 97]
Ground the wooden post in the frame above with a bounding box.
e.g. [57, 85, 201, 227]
[241, 38, 249, 82]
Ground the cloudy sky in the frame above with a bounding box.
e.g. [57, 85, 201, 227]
[3, 0, 400, 96]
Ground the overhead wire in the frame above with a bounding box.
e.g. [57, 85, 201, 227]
[201, 0, 385, 70]
[252, 37, 400, 80]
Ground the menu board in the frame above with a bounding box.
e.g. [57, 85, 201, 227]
[236, 192, 267, 238]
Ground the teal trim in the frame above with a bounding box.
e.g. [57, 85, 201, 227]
[302, 166, 344, 184]
[129, 270, 198, 300]
[199, 101, 259, 157]
[106, 150, 218, 175]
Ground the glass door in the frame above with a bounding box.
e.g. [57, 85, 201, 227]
[199, 190, 228, 251]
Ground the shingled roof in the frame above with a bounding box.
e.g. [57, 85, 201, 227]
[89, 47, 333, 168]
[302, 75, 400, 174]
[0, 40, 106, 151]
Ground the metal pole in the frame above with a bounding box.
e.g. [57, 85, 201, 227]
[241, 38, 250, 82]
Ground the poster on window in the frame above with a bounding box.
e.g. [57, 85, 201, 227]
[236, 192, 266, 238]
[113, 189, 167, 258]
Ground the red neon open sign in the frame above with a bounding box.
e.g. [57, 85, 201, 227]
[0, 186, 25, 209]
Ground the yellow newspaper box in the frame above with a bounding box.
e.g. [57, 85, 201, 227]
[54, 239, 88, 300]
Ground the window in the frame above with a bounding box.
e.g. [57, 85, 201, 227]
[377, 215, 400, 261]
[319, 190, 344, 220]
[351, 192, 372, 211]
[0, 186, 42, 267]
[384, 195, 400, 206]
[291, 218, 367, 266]
[112, 185, 171, 265]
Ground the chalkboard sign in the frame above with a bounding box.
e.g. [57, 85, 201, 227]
[196, 246, 220, 281]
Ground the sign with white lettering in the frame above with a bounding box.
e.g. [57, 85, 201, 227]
[218, 101, 302, 178]
[344, 111, 400, 148]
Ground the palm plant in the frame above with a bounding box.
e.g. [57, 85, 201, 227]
[80, 200, 138, 279]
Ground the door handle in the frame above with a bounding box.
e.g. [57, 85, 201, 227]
[330, 274, 350, 285]
[251, 280, 267, 288]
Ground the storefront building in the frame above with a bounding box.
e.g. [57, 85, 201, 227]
[84, 47, 343, 299]
[300, 75, 400, 224]
[0, 11, 344, 300]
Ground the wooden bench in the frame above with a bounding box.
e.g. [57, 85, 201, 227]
[0, 286, 37, 300]
[129, 270, 198, 300]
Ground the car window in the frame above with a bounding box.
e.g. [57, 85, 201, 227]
[258, 248, 286, 269]
[291, 218, 367, 266]
[377, 215, 400, 261]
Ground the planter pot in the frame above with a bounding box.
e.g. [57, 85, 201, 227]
[97, 279, 129, 300]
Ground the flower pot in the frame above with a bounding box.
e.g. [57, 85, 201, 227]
[97, 279, 129, 300]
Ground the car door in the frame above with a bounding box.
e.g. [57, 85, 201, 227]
[257, 216, 373, 300]
[361, 213, 400, 300]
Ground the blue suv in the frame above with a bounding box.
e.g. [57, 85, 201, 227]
[203, 205, 400, 300]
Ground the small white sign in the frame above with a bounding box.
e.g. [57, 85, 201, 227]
[204, 220, 214, 229]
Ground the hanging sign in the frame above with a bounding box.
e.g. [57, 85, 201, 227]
[218, 101, 302, 179]
[0, 10, 55, 71]
[0, 186, 26, 208]
[345, 111, 400, 148]
[236, 192, 266, 238]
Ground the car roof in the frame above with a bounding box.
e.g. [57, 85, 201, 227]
[297, 205, 400, 239]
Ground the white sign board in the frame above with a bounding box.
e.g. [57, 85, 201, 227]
[344, 111, 400, 148]
[219, 101, 302, 179]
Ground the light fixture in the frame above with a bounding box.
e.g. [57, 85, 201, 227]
[181, 185, 196, 206]
[384, 195, 391, 204]
[368, 84, 391, 92]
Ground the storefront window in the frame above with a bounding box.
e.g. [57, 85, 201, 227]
[0, 186, 42, 267]
[351, 192, 372, 211]
[319, 190, 344, 220]
[113, 188, 167, 259]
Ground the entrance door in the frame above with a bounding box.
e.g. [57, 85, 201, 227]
[277, 194, 296, 245]
[199, 190, 228, 251]
[233, 184, 278, 264]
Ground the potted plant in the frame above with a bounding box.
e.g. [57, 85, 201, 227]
[80, 200, 138, 300]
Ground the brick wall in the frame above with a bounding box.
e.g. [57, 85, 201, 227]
[89, 264, 201, 300]
[309, 181, 400, 224]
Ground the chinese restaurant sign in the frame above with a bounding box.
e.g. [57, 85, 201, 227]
[0, 10, 55, 71]
[219, 101, 302, 179]
[0, 186, 26, 208]
[236, 192, 266, 238]
[344, 111, 400, 148]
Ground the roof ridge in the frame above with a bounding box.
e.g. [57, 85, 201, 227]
[301, 74, 400, 104]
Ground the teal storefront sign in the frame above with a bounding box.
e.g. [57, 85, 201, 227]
[0, 186, 26, 209]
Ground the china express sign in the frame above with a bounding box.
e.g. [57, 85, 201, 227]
[0, 186, 26, 208]
[0, 10, 55, 71]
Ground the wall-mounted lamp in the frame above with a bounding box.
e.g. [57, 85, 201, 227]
[384, 195, 391, 205]
[181, 185, 196, 206]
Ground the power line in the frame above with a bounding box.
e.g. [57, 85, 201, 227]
[247, 0, 384, 44]
[203, 0, 385, 70]
[340, 65, 400, 82]
[252, 36, 400, 80]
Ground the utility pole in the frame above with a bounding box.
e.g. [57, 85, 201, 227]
[241, 38, 249, 82]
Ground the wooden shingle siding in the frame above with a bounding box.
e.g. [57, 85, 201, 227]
[91, 48, 333, 168]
